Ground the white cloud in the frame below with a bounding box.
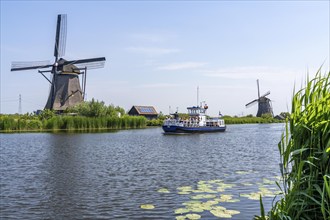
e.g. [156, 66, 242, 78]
[126, 46, 180, 55]
[157, 62, 208, 71]
[201, 66, 303, 82]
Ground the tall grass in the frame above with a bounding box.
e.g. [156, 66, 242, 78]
[0, 115, 147, 132]
[256, 70, 330, 219]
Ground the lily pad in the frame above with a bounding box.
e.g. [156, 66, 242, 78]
[263, 178, 276, 185]
[204, 200, 219, 206]
[189, 207, 204, 213]
[198, 203, 213, 211]
[211, 206, 227, 211]
[235, 171, 250, 175]
[216, 187, 225, 192]
[216, 183, 235, 189]
[210, 209, 232, 218]
[240, 192, 261, 200]
[192, 189, 205, 193]
[176, 216, 186, 220]
[182, 200, 202, 206]
[178, 186, 193, 192]
[140, 204, 155, 209]
[186, 213, 201, 219]
[219, 194, 233, 202]
[178, 191, 191, 195]
[157, 188, 170, 193]
[207, 179, 223, 184]
[191, 194, 217, 200]
[225, 210, 240, 215]
[259, 187, 276, 196]
[226, 199, 240, 203]
[175, 208, 191, 214]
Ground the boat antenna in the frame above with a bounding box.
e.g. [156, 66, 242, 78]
[197, 86, 199, 107]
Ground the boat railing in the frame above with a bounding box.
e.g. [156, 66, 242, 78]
[163, 119, 183, 127]
[206, 118, 225, 127]
[164, 117, 225, 127]
[164, 119, 201, 127]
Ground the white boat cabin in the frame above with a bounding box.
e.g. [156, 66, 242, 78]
[164, 105, 225, 128]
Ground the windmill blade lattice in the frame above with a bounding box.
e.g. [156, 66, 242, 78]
[63, 57, 106, 70]
[245, 99, 258, 108]
[11, 61, 52, 71]
[54, 14, 67, 60]
[260, 91, 270, 98]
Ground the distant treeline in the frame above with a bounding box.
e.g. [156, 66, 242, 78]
[0, 99, 147, 132]
[222, 114, 283, 124]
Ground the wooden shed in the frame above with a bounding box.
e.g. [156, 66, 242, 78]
[128, 106, 158, 120]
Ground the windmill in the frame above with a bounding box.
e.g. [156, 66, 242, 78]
[245, 79, 273, 117]
[11, 14, 106, 111]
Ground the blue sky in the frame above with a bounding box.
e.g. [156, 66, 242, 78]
[1, 1, 329, 116]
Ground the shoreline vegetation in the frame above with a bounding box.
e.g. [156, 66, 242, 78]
[0, 100, 148, 132]
[1, 96, 287, 132]
[0, 113, 285, 133]
[255, 70, 330, 219]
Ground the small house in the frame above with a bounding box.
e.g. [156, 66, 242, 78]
[128, 106, 158, 120]
[274, 114, 285, 120]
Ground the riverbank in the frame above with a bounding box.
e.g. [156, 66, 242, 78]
[0, 113, 284, 132]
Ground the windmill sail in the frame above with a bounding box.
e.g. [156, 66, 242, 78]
[62, 57, 106, 70]
[11, 61, 52, 71]
[245, 99, 258, 108]
[54, 14, 67, 60]
[260, 91, 270, 98]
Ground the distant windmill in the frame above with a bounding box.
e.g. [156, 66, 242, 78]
[245, 79, 273, 117]
[11, 14, 106, 111]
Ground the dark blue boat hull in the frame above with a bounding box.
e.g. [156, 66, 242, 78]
[162, 125, 226, 133]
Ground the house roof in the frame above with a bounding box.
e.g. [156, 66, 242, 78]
[132, 106, 158, 115]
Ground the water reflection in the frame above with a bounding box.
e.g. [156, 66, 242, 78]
[43, 134, 85, 219]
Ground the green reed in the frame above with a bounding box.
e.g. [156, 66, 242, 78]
[0, 115, 147, 132]
[256, 70, 330, 220]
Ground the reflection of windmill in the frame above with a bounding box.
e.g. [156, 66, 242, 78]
[245, 79, 273, 117]
[11, 14, 106, 111]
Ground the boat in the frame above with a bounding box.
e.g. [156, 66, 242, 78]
[162, 104, 226, 134]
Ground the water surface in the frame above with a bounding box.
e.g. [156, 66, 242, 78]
[1, 124, 284, 219]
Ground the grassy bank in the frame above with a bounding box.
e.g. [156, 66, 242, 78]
[0, 115, 147, 132]
[256, 71, 330, 219]
[0, 99, 147, 132]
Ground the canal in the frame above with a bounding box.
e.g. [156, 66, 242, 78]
[0, 124, 284, 219]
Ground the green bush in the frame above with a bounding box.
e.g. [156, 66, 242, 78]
[66, 99, 125, 117]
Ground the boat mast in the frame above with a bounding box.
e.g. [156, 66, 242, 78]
[197, 86, 199, 107]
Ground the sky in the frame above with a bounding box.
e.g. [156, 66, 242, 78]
[1, 1, 329, 116]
